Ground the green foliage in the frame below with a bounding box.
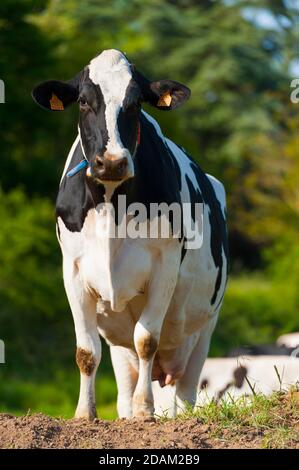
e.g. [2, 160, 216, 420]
[0, 188, 61, 318]
[212, 273, 299, 356]
[0, 189, 117, 418]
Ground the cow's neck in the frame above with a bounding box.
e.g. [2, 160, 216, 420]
[85, 111, 182, 271]
[99, 111, 181, 212]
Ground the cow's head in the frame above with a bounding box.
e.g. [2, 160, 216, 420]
[32, 49, 191, 185]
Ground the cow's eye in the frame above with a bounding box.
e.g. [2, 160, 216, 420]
[78, 97, 89, 110]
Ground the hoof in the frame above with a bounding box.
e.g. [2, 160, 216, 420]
[132, 407, 155, 420]
[75, 405, 97, 421]
[132, 415, 156, 422]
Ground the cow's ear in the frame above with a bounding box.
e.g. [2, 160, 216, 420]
[133, 70, 190, 110]
[147, 80, 191, 110]
[32, 73, 82, 111]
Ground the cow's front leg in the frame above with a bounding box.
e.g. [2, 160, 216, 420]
[63, 257, 101, 420]
[133, 248, 180, 418]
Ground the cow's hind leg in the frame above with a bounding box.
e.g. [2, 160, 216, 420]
[175, 315, 218, 413]
[110, 346, 138, 418]
[63, 258, 101, 420]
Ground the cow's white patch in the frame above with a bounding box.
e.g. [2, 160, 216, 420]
[77, 125, 88, 161]
[88, 49, 134, 194]
[207, 174, 226, 213]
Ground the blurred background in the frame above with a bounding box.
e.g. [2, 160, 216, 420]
[0, 0, 299, 419]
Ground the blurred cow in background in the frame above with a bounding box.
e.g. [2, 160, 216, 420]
[195, 355, 299, 405]
[277, 333, 299, 350]
[227, 344, 294, 357]
[153, 333, 299, 415]
[154, 355, 299, 414]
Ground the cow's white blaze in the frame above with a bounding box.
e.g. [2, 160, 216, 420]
[88, 49, 134, 194]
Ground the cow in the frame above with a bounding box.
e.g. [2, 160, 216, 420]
[194, 355, 299, 406]
[32, 49, 228, 420]
[277, 333, 299, 350]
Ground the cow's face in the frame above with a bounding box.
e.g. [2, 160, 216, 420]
[32, 49, 191, 185]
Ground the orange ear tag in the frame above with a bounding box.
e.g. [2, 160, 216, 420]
[157, 92, 172, 107]
[50, 93, 64, 110]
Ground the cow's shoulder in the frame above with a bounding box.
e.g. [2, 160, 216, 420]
[56, 138, 104, 232]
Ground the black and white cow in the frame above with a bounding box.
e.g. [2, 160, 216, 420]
[195, 355, 299, 405]
[277, 333, 299, 349]
[32, 49, 228, 419]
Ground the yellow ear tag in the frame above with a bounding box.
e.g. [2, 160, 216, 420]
[50, 93, 64, 110]
[157, 92, 172, 107]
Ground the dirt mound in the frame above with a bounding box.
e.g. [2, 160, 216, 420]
[0, 409, 297, 449]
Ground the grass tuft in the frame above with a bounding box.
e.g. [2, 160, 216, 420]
[170, 387, 299, 448]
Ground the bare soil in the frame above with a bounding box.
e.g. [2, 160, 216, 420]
[0, 411, 298, 449]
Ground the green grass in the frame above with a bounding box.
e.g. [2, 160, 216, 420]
[174, 388, 299, 448]
[0, 372, 117, 420]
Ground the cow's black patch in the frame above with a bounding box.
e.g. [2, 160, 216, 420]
[166, 143, 182, 192]
[180, 237, 187, 264]
[78, 77, 109, 161]
[200, 378, 209, 389]
[185, 174, 204, 223]
[233, 366, 248, 388]
[109, 113, 182, 228]
[180, 151, 228, 306]
[118, 79, 142, 157]
[56, 142, 105, 232]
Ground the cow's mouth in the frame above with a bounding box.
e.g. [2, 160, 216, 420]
[95, 175, 124, 182]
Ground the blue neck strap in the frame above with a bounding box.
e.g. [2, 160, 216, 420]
[66, 159, 89, 178]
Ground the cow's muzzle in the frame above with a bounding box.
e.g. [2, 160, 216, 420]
[91, 154, 128, 182]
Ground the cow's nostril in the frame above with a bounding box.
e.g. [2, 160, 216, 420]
[117, 159, 127, 174]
